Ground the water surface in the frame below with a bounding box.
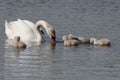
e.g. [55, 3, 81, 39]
[0, 0, 120, 80]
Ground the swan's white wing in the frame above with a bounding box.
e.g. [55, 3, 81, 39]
[5, 20, 37, 41]
[5, 20, 15, 39]
[23, 20, 35, 29]
[17, 19, 35, 29]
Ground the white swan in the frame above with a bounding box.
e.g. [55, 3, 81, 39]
[5, 19, 56, 43]
[90, 38, 110, 46]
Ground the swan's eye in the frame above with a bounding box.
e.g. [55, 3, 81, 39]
[40, 30, 45, 34]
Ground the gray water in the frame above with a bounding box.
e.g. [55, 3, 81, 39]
[0, 0, 120, 80]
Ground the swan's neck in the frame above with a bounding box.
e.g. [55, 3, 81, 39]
[35, 20, 56, 43]
[33, 28, 43, 42]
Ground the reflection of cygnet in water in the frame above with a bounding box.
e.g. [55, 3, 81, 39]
[63, 35, 79, 47]
[11, 36, 27, 48]
[90, 38, 110, 46]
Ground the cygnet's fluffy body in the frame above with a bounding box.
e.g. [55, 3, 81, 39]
[12, 36, 27, 48]
[63, 35, 79, 47]
[90, 38, 110, 46]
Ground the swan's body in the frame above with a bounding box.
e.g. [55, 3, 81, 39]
[63, 35, 79, 47]
[5, 19, 36, 41]
[5, 19, 56, 43]
[90, 38, 110, 46]
[11, 36, 26, 48]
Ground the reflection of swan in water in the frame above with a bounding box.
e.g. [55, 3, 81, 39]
[90, 38, 110, 46]
[5, 40, 26, 57]
[5, 19, 56, 44]
[45, 43, 56, 53]
[5, 39, 56, 58]
[4, 42, 55, 79]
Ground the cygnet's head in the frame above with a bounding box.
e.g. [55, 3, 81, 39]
[90, 38, 96, 44]
[14, 36, 21, 42]
[62, 35, 68, 41]
[68, 34, 76, 39]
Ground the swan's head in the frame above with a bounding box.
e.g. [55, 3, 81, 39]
[90, 38, 96, 44]
[42, 25, 56, 43]
[49, 28, 56, 43]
